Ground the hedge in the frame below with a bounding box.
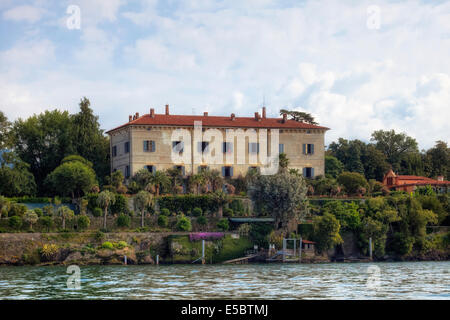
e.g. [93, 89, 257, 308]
[158, 195, 218, 214]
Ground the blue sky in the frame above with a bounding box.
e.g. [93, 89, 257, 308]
[0, 0, 449, 149]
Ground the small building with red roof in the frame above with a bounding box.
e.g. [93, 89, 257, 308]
[382, 169, 450, 193]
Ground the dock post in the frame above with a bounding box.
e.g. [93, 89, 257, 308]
[299, 237, 302, 263]
[156, 254, 159, 265]
[369, 237, 373, 260]
[201, 240, 205, 264]
[293, 239, 296, 258]
[124, 255, 127, 265]
[282, 238, 286, 263]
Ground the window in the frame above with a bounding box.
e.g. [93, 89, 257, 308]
[302, 143, 314, 155]
[124, 142, 130, 153]
[387, 177, 393, 186]
[125, 165, 130, 178]
[174, 165, 185, 176]
[279, 143, 284, 154]
[112, 146, 117, 157]
[223, 142, 233, 153]
[145, 165, 155, 173]
[249, 142, 259, 154]
[198, 141, 209, 153]
[143, 140, 155, 152]
[172, 141, 184, 153]
[303, 167, 314, 178]
[222, 166, 233, 177]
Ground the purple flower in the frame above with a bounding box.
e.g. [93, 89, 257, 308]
[189, 232, 224, 241]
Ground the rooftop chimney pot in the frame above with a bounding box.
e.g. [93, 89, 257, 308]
[129, 115, 132, 122]
[282, 113, 287, 123]
[262, 107, 266, 119]
[231, 113, 235, 121]
[150, 108, 155, 118]
[165, 104, 170, 115]
[204, 112, 208, 116]
[135, 112, 139, 119]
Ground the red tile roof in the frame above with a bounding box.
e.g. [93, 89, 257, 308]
[396, 175, 435, 181]
[106, 113, 329, 134]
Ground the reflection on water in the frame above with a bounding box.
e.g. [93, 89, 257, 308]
[0, 261, 448, 299]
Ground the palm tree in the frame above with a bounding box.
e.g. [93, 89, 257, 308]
[211, 191, 229, 218]
[57, 206, 74, 230]
[190, 174, 205, 195]
[166, 167, 184, 194]
[97, 190, 116, 229]
[147, 170, 170, 196]
[24, 210, 39, 230]
[202, 169, 223, 192]
[134, 190, 154, 227]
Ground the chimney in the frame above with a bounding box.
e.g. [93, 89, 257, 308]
[437, 176, 444, 181]
[133, 115, 136, 120]
[282, 113, 287, 123]
[204, 112, 208, 116]
[262, 107, 266, 119]
[165, 104, 170, 115]
[255, 112, 261, 121]
[135, 112, 139, 119]
[231, 113, 235, 121]
[150, 108, 155, 118]
[129, 115, 132, 122]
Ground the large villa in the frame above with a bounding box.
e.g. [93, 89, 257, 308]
[106, 105, 329, 180]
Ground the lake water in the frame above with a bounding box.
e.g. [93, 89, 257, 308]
[0, 261, 448, 299]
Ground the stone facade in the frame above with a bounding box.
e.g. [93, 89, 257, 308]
[107, 106, 329, 180]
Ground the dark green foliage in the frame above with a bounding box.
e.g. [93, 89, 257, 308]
[322, 201, 361, 231]
[8, 203, 27, 217]
[9, 216, 23, 230]
[116, 214, 131, 228]
[325, 155, 344, 178]
[337, 171, 369, 195]
[192, 207, 203, 217]
[39, 216, 53, 232]
[249, 223, 273, 247]
[158, 195, 218, 214]
[196, 216, 207, 226]
[77, 215, 90, 231]
[0, 152, 37, 196]
[92, 207, 102, 217]
[160, 208, 170, 216]
[157, 215, 168, 227]
[312, 213, 343, 253]
[217, 218, 230, 231]
[390, 232, 414, 256]
[229, 199, 245, 215]
[223, 208, 234, 217]
[111, 194, 128, 214]
[176, 215, 192, 231]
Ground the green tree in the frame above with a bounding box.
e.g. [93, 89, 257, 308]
[211, 191, 229, 218]
[24, 210, 39, 230]
[0, 152, 36, 196]
[77, 215, 90, 231]
[249, 170, 308, 230]
[424, 141, 449, 179]
[71, 97, 110, 184]
[325, 155, 344, 178]
[45, 155, 97, 200]
[0, 111, 11, 149]
[57, 206, 74, 230]
[176, 215, 192, 231]
[279, 109, 318, 125]
[312, 212, 343, 253]
[371, 129, 419, 172]
[279, 153, 289, 170]
[11, 110, 75, 193]
[134, 190, 153, 227]
[148, 170, 170, 196]
[337, 172, 369, 195]
[97, 190, 116, 229]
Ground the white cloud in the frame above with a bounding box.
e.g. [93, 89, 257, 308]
[2, 5, 45, 23]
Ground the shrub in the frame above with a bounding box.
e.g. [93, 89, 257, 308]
[115, 241, 128, 249]
[39, 244, 59, 260]
[34, 208, 43, 217]
[111, 194, 128, 214]
[8, 203, 27, 217]
[176, 215, 192, 231]
[197, 216, 207, 226]
[39, 216, 53, 232]
[160, 208, 170, 216]
[229, 199, 245, 215]
[158, 215, 169, 227]
[223, 208, 234, 217]
[337, 172, 369, 195]
[217, 218, 229, 231]
[8, 216, 23, 230]
[94, 230, 105, 242]
[77, 215, 90, 231]
[116, 214, 131, 228]
[101, 241, 114, 250]
[192, 207, 203, 217]
[42, 205, 54, 216]
[92, 207, 102, 217]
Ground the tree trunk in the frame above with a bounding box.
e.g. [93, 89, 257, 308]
[218, 206, 223, 218]
[62, 218, 66, 230]
[141, 210, 145, 228]
[103, 207, 107, 229]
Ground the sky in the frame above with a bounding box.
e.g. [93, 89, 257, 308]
[0, 0, 449, 150]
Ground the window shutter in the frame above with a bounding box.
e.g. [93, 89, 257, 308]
[151, 141, 155, 152]
[257, 143, 260, 154]
[182, 166, 185, 176]
[198, 141, 202, 153]
[311, 144, 314, 154]
[230, 167, 234, 177]
[303, 168, 306, 176]
[222, 142, 226, 153]
[311, 168, 315, 178]
[143, 141, 146, 151]
[222, 166, 226, 177]
[302, 144, 306, 154]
